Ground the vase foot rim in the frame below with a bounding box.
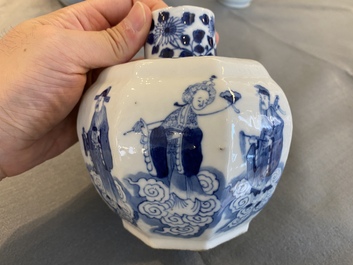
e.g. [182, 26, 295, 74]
[122, 220, 250, 250]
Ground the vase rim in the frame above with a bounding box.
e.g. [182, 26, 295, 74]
[152, 5, 215, 16]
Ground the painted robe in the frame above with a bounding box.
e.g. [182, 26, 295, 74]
[85, 105, 119, 202]
[149, 104, 205, 201]
[246, 105, 284, 189]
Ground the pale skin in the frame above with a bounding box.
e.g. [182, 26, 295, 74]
[0, 0, 168, 180]
[0, 0, 219, 181]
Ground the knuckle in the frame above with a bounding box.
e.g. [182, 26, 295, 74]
[103, 21, 134, 61]
[105, 20, 139, 60]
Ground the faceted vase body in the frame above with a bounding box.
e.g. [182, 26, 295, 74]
[77, 56, 292, 250]
[77, 5, 292, 250]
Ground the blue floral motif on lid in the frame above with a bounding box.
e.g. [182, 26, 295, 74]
[208, 16, 215, 36]
[158, 11, 170, 23]
[160, 47, 174, 58]
[199, 14, 210, 25]
[181, 12, 195, 25]
[194, 45, 205, 54]
[146, 10, 217, 58]
[180, 34, 190, 45]
[154, 12, 186, 46]
[180, 50, 194, 57]
[193, 30, 205, 43]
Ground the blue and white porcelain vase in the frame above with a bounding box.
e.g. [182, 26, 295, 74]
[77, 5, 292, 250]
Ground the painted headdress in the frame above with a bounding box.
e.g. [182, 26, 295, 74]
[180, 75, 217, 105]
[94, 86, 112, 102]
[254, 84, 270, 98]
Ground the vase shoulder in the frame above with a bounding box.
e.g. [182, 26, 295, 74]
[96, 56, 271, 82]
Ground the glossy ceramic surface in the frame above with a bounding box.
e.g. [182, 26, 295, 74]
[145, 6, 216, 59]
[77, 5, 292, 250]
[77, 55, 292, 250]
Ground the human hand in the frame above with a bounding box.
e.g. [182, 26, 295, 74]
[0, 0, 167, 180]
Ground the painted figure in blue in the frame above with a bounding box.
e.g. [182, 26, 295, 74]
[126, 77, 242, 235]
[130, 76, 222, 206]
[242, 85, 284, 189]
[82, 86, 119, 202]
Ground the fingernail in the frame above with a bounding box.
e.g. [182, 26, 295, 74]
[128, 1, 146, 32]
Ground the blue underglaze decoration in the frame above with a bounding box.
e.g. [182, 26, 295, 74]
[182, 12, 195, 25]
[83, 81, 286, 238]
[216, 85, 285, 233]
[216, 166, 283, 233]
[146, 11, 216, 58]
[82, 86, 136, 224]
[125, 76, 242, 237]
[126, 168, 225, 237]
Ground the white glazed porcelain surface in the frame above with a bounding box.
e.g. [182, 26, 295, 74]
[77, 56, 292, 250]
[145, 5, 216, 58]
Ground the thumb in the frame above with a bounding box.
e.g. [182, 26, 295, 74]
[69, 1, 152, 70]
